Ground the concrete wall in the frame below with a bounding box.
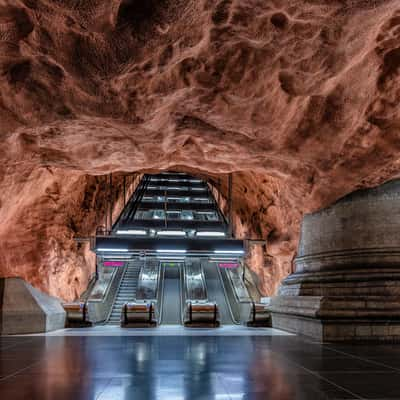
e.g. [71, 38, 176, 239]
[0, 278, 65, 335]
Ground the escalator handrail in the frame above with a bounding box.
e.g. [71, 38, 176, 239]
[215, 262, 241, 325]
[179, 262, 185, 325]
[157, 262, 166, 325]
[241, 260, 263, 301]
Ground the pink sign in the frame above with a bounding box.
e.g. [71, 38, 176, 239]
[218, 262, 239, 269]
[103, 261, 125, 267]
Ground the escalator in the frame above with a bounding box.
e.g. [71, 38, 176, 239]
[160, 264, 183, 325]
[202, 261, 236, 325]
[106, 260, 142, 325]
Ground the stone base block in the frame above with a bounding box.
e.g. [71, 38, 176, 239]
[271, 312, 400, 342]
[0, 278, 66, 335]
[269, 295, 400, 342]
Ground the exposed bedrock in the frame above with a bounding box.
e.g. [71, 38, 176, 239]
[270, 180, 400, 341]
[0, 1, 400, 300]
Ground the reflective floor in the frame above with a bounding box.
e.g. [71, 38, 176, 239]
[1, 334, 400, 399]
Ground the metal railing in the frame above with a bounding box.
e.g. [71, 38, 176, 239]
[241, 260, 263, 302]
[86, 264, 125, 323]
[216, 264, 243, 324]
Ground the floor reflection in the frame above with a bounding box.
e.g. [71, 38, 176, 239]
[1, 335, 397, 399]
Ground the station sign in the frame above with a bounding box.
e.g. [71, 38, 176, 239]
[218, 262, 239, 269]
[103, 261, 125, 267]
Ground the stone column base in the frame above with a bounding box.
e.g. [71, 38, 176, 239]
[269, 295, 400, 342]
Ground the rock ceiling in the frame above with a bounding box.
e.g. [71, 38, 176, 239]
[0, 0, 399, 299]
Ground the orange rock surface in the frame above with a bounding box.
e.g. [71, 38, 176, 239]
[0, 0, 399, 300]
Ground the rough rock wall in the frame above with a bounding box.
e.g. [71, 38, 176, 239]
[209, 172, 299, 296]
[0, 170, 137, 301]
[0, 0, 400, 299]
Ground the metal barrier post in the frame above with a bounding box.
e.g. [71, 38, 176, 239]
[228, 173, 233, 238]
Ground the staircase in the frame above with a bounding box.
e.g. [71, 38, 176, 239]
[106, 261, 142, 325]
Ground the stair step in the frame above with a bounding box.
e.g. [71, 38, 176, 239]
[105, 263, 143, 324]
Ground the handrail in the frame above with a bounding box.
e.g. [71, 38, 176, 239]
[123, 174, 151, 223]
[179, 262, 185, 325]
[79, 272, 97, 302]
[215, 263, 241, 325]
[157, 262, 165, 325]
[241, 260, 263, 301]
[88, 268, 118, 303]
[111, 173, 143, 230]
[207, 180, 229, 228]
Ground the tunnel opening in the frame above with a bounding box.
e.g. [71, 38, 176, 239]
[61, 171, 274, 329]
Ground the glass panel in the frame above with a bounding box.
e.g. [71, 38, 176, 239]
[166, 211, 180, 219]
[181, 211, 194, 220]
[134, 209, 220, 221]
[134, 209, 165, 219]
[146, 185, 206, 191]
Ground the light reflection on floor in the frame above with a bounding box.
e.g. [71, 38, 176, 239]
[1, 334, 399, 399]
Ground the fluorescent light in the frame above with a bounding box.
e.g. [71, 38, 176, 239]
[157, 230, 186, 236]
[196, 231, 226, 237]
[192, 187, 206, 191]
[116, 229, 147, 235]
[157, 256, 185, 260]
[214, 250, 244, 254]
[103, 255, 131, 259]
[156, 249, 187, 253]
[97, 248, 129, 252]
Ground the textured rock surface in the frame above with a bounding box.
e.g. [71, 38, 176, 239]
[0, 0, 399, 300]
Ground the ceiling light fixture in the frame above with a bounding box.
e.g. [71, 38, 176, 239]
[214, 250, 244, 255]
[196, 231, 226, 237]
[157, 230, 186, 236]
[97, 248, 129, 252]
[116, 229, 147, 235]
[156, 249, 187, 253]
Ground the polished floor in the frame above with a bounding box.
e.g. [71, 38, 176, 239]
[1, 334, 400, 399]
[30, 325, 292, 336]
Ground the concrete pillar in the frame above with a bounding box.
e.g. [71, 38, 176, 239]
[269, 179, 400, 341]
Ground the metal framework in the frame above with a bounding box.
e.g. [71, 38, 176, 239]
[93, 172, 244, 258]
